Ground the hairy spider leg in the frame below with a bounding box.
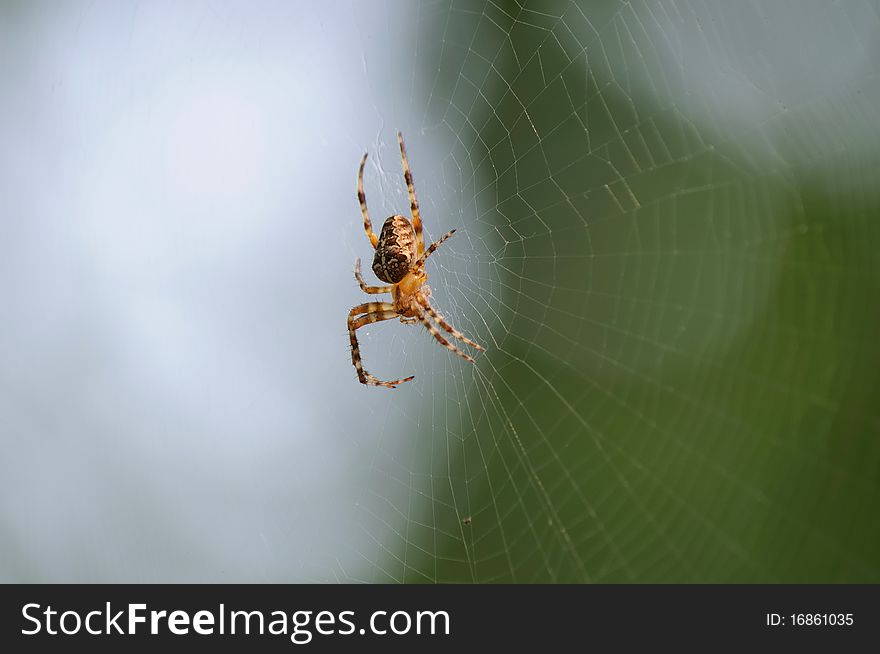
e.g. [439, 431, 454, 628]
[414, 229, 457, 269]
[415, 310, 475, 364]
[358, 152, 379, 249]
[421, 301, 485, 351]
[348, 302, 415, 388]
[354, 258, 393, 294]
[398, 132, 423, 257]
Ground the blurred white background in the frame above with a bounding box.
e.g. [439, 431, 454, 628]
[0, 0, 433, 581]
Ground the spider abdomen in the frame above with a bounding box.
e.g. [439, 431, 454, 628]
[372, 215, 416, 284]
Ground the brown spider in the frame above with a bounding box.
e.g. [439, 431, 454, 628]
[348, 132, 485, 388]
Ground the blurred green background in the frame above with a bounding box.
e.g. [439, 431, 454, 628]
[359, 0, 880, 582]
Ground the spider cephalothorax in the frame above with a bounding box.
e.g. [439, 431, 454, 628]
[347, 132, 484, 388]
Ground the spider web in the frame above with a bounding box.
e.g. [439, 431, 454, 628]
[342, 0, 880, 583]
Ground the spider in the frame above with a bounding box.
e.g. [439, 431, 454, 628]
[348, 132, 484, 388]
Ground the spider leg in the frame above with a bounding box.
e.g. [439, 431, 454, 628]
[352, 310, 399, 330]
[354, 258, 393, 294]
[348, 302, 415, 388]
[421, 300, 485, 351]
[358, 152, 379, 249]
[413, 229, 456, 269]
[415, 310, 476, 364]
[397, 132, 423, 257]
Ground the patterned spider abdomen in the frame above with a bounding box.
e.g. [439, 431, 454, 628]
[372, 215, 416, 283]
